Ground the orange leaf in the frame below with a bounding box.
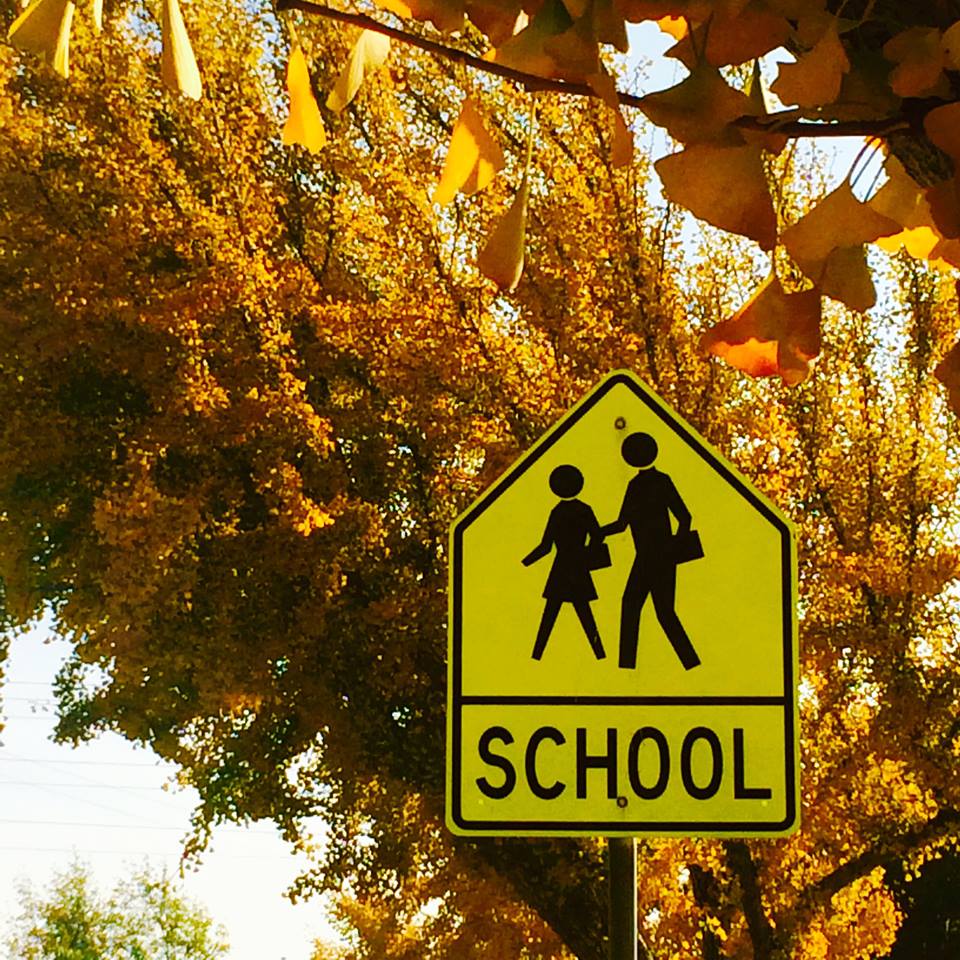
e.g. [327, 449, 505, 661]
[655, 142, 776, 249]
[668, 6, 790, 68]
[701, 275, 821, 385]
[404, 0, 465, 33]
[657, 15, 686, 40]
[924, 102, 960, 162]
[781, 183, 900, 311]
[927, 174, 960, 240]
[616, 0, 710, 19]
[433, 99, 505, 204]
[882, 27, 948, 98]
[770, 22, 849, 108]
[477, 175, 529, 292]
[282, 45, 326, 154]
[638, 63, 755, 146]
[467, 0, 526, 45]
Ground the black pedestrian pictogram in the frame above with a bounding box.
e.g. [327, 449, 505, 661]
[522, 435, 704, 670]
[602, 432, 701, 671]
[522, 465, 606, 661]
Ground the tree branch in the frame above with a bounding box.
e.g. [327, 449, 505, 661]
[726, 841, 784, 960]
[275, 0, 917, 140]
[797, 807, 960, 916]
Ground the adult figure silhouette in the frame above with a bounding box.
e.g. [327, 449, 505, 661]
[522, 464, 606, 661]
[603, 432, 701, 671]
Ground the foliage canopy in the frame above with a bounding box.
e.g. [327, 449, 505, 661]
[2, 0, 960, 959]
[5, 862, 228, 960]
[9, 0, 960, 396]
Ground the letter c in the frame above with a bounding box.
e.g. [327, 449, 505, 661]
[525, 726, 566, 799]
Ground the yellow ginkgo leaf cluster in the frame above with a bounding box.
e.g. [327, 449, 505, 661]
[7, 0, 201, 93]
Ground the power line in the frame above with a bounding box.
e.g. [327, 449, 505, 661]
[0, 818, 193, 831]
[0, 780, 183, 791]
[0, 757, 165, 768]
[0, 845, 302, 860]
[0, 819, 277, 836]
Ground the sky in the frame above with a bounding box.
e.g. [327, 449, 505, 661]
[0, 619, 340, 960]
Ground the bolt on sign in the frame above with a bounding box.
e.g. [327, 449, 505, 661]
[446, 371, 799, 837]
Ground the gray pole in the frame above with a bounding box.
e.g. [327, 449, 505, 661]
[608, 837, 638, 960]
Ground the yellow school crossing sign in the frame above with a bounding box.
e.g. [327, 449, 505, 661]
[446, 371, 799, 837]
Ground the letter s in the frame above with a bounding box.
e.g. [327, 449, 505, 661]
[476, 726, 517, 799]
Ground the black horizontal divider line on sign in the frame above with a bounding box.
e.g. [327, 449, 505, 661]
[460, 696, 787, 706]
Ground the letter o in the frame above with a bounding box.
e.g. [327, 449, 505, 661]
[627, 726, 669, 799]
[680, 727, 722, 800]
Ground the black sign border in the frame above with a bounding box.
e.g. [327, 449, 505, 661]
[448, 372, 797, 835]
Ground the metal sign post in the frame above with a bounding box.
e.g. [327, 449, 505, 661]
[607, 837, 637, 960]
[608, 837, 637, 960]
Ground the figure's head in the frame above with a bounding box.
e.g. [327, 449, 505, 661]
[549, 464, 584, 498]
[622, 432, 658, 468]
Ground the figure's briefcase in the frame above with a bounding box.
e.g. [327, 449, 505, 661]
[671, 529, 704, 564]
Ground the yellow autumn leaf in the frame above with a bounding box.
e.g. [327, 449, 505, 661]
[655, 142, 776, 249]
[781, 182, 900, 311]
[433, 98, 505, 205]
[91, 0, 101, 32]
[587, 68, 632, 168]
[638, 63, 755, 146]
[875, 225, 941, 260]
[491, 0, 571, 81]
[326, 30, 391, 114]
[770, 22, 849, 108]
[941, 20, 960, 70]
[282, 45, 326, 154]
[739, 58, 787, 154]
[373, 0, 412, 16]
[477, 174, 529, 292]
[701, 275, 821, 385]
[869, 156, 954, 266]
[7, 0, 75, 78]
[161, 0, 202, 99]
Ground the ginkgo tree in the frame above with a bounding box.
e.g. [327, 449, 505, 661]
[9, 0, 960, 402]
[3, 0, 960, 958]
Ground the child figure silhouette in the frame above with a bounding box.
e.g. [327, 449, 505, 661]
[522, 464, 606, 661]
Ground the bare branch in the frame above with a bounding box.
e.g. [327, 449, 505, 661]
[275, 0, 917, 140]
